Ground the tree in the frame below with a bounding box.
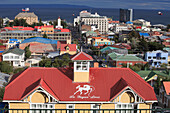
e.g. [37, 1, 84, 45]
[39, 59, 51, 67]
[148, 42, 164, 51]
[0, 61, 13, 74]
[137, 36, 149, 52]
[43, 33, 48, 38]
[0, 83, 7, 102]
[24, 46, 31, 60]
[52, 57, 60, 67]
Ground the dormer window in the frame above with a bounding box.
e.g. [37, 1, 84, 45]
[75, 61, 89, 72]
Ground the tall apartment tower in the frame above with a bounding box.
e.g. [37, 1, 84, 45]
[119, 9, 133, 23]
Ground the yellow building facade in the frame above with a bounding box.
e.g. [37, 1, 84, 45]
[4, 52, 156, 112]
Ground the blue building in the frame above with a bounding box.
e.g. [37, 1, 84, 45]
[145, 50, 168, 67]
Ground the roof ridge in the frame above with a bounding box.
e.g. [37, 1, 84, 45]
[128, 68, 155, 93]
[5, 68, 31, 90]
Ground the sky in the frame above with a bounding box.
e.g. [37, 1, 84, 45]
[0, 0, 170, 10]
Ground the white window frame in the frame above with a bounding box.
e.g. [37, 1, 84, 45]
[91, 104, 99, 113]
[66, 104, 75, 113]
[115, 103, 134, 113]
[30, 103, 55, 113]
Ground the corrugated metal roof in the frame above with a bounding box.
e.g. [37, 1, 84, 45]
[108, 52, 144, 61]
[3, 48, 25, 55]
[21, 37, 58, 45]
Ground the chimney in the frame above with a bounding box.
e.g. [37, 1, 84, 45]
[94, 62, 99, 68]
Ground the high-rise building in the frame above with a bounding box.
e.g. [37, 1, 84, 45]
[119, 9, 133, 23]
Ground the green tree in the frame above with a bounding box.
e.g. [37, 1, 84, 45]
[0, 83, 7, 102]
[43, 33, 48, 38]
[24, 46, 31, 60]
[14, 67, 26, 74]
[138, 36, 149, 52]
[39, 59, 51, 67]
[52, 57, 60, 67]
[0, 61, 13, 74]
[148, 42, 164, 51]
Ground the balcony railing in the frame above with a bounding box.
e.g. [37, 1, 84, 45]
[1, 109, 170, 113]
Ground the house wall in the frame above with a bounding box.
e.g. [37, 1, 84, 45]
[116, 61, 146, 67]
[74, 72, 89, 82]
[138, 103, 151, 113]
[145, 51, 168, 67]
[60, 51, 77, 55]
[9, 103, 30, 113]
[3, 52, 25, 67]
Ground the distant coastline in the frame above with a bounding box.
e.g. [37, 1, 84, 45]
[0, 4, 170, 25]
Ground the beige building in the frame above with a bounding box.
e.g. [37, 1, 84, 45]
[15, 12, 38, 25]
[74, 10, 108, 34]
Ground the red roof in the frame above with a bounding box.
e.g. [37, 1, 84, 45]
[55, 28, 70, 32]
[163, 82, 170, 95]
[71, 52, 93, 61]
[3, 67, 157, 101]
[59, 44, 77, 51]
[4, 26, 34, 31]
[163, 38, 170, 40]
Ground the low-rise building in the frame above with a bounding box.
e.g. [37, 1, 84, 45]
[5, 39, 21, 49]
[19, 37, 58, 56]
[15, 12, 38, 25]
[58, 44, 77, 55]
[159, 82, 170, 108]
[145, 50, 168, 68]
[3, 52, 157, 111]
[108, 52, 146, 67]
[88, 37, 114, 47]
[2, 48, 25, 67]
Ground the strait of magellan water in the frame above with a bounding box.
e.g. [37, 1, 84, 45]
[0, 7, 170, 25]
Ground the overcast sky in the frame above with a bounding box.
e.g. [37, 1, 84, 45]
[1, 0, 170, 9]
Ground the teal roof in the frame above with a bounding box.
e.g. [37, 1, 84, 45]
[3, 48, 24, 55]
[100, 46, 118, 52]
[86, 31, 97, 34]
[108, 52, 144, 61]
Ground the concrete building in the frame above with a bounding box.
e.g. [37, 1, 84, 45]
[2, 48, 25, 67]
[145, 50, 168, 67]
[88, 37, 114, 47]
[3, 52, 157, 111]
[108, 52, 146, 67]
[0, 26, 72, 44]
[15, 12, 38, 25]
[74, 10, 108, 34]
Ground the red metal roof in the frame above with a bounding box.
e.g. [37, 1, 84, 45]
[163, 82, 170, 95]
[59, 44, 77, 51]
[3, 67, 157, 101]
[71, 52, 93, 61]
[4, 26, 34, 31]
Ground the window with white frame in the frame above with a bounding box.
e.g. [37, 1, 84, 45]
[4, 56, 9, 59]
[66, 104, 75, 113]
[115, 104, 134, 113]
[75, 61, 88, 71]
[10, 56, 13, 59]
[30, 104, 55, 113]
[91, 104, 99, 113]
[15, 56, 19, 59]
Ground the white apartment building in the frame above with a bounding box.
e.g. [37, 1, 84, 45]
[114, 24, 128, 33]
[2, 48, 25, 67]
[74, 10, 108, 34]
